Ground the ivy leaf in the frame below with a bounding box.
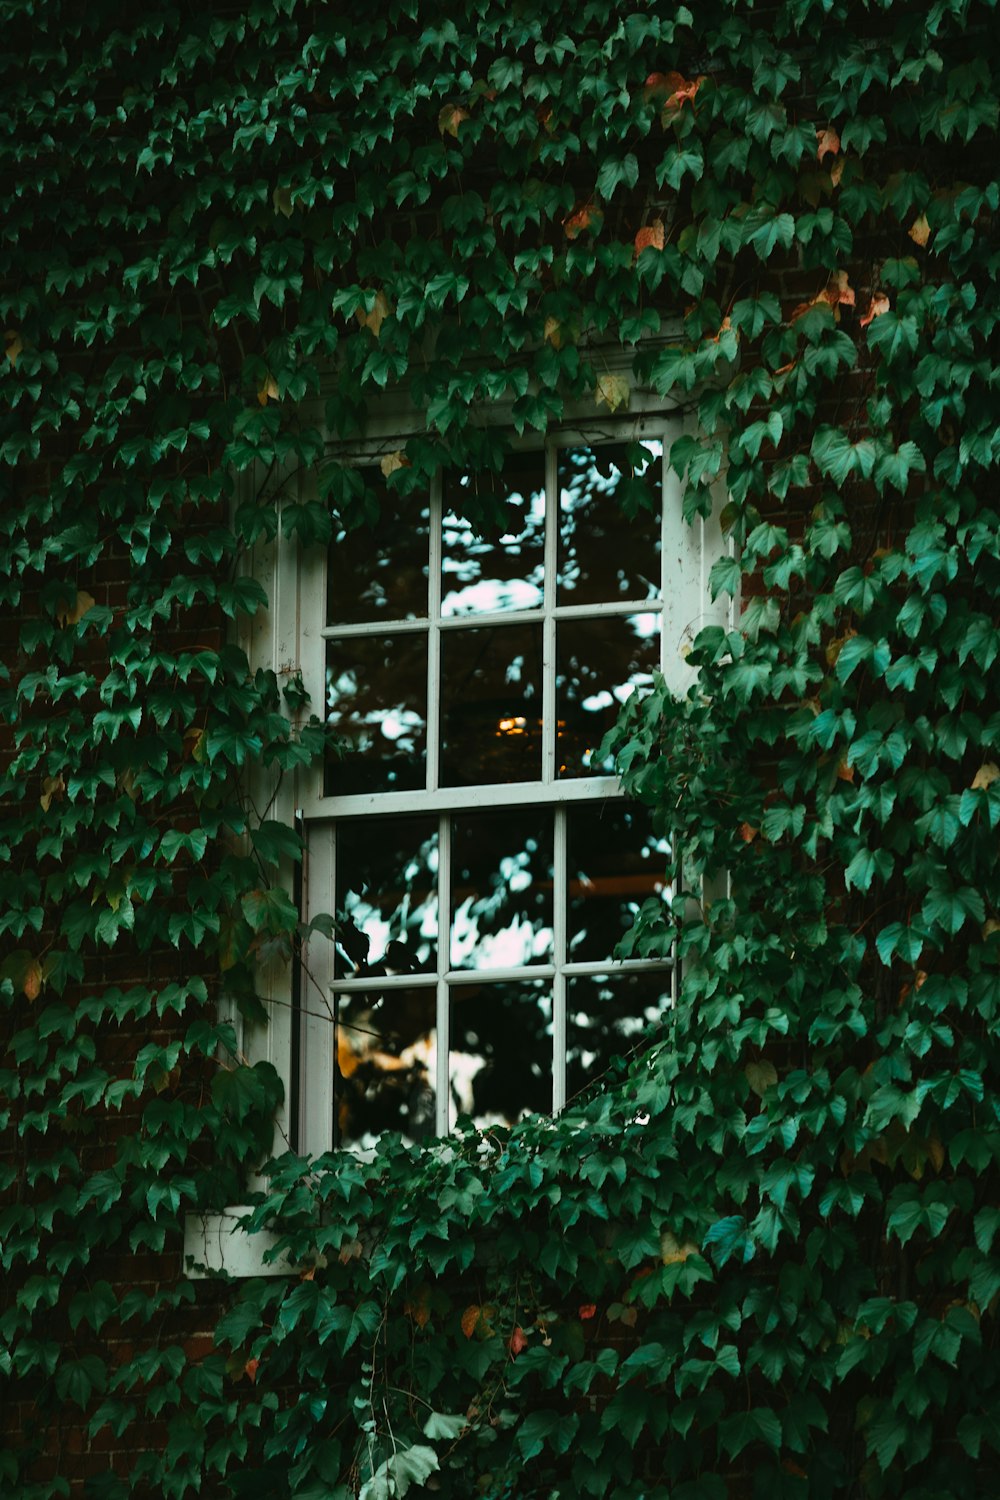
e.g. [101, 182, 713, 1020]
[594, 372, 630, 413]
[55, 1356, 106, 1410]
[250, 821, 303, 866]
[703, 1216, 754, 1268]
[422, 1411, 466, 1441]
[359, 1445, 439, 1500]
[597, 153, 638, 199]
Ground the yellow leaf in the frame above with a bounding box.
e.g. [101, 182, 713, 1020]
[57, 590, 96, 627]
[660, 1230, 699, 1266]
[356, 289, 392, 338]
[437, 103, 469, 138]
[184, 727, 206, 763]
[379, 449, 409, 478]
[543, 315, 563, 349]
[4, 329, 23, 366]
[825, 627, 856, 667]
[40, 774, 65, 812]
[257, 372, 280, 405]
[908, 214, 931, 247]
[745, 1059, 778, 1097]
[971, 762, 999, 791]
[594, 372, 629, 413]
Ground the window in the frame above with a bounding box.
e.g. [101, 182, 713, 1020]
[243, 409, 728, 1158]
[192, 403, 730, 1278]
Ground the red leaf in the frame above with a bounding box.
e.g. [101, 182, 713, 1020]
[564, 202, 598, 240]
[634, 221, 665, 257]
[644, 70, 704, 112]
[244, 1358, 259, 1384]
[508, 1325, 528, 1355]
[816, 127, 840, 162]
[860, 293, 890, 328]
[579, 1304, 597, 1321]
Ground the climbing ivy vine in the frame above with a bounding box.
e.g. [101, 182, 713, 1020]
[2, 0, 999, 1496]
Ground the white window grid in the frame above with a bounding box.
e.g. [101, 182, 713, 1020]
[288, 415, 720, 1153]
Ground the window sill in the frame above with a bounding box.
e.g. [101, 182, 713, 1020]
[183, 1207, 301, 1279]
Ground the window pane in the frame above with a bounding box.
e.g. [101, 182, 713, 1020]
[450, 980, 552, 1127]
[442, 456, 546, 617]
[333, 815, 438, 979]
[440, 623, 543, 785]
[556, 613, 659, 777]
[567, 804, 670, 962]
[566, 972, 668, 1102]
[334, 986, 437, 1146]
[327, 483, 429, 624]
[557, 441, 662, 605]
[451, 808, 554, 970]
[325, 635, 427, 794]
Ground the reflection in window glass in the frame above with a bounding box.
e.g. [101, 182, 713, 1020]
[441, 624, 543, 786]
[558, 442, 662, 605]
[326, 635, 427, 794]
[327, 482, 429, 624]
[334, 816, 438, 979]
[451, 809, 554, 970]
[566, 972, 668, 1101]
[450, 981, 551, 1128]
[567, 804, 670, 962]
[334, 986, 437, 1146]
[556, 613, 659, 776]
[442, 457, 546, 617]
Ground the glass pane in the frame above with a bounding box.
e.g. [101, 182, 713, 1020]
[442, 455, 546, 617]
[450, 981, 552, 1127]
[567, 804, 670, 962]
[334, 815, 438, 979]
[325, 634, 426, 794]
[334, 986, 437, 1146]
[557, 440, 662, 605]
[327, 480, 429, 624]
[556, 613, 659, 777]
[451, 808, 554, 970]
[441, 624, 543, 786]
[566, 972, 669, 1102]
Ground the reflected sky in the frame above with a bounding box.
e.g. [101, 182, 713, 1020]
[334, 815, 438, 978]
[442, 457, 546, 617]
[557, 612, 660, 776]
[328, 481, 429, 624]
[558, 441, 662, 605]
[451, 809, 554, 969]
[325, 636, 427, 795]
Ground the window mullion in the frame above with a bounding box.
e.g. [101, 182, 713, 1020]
[426, 474, 443, 794]
[541, 444, 558, 785]
[659, 438, 669, 678]
[435, 810, 452, 1135]
[552, 802, 568, 1113]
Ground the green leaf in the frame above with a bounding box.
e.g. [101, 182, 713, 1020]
[597, 153, 639, 199]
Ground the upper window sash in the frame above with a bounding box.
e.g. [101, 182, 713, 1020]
[302, 418, 697, 819]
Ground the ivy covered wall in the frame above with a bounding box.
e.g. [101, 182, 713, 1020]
[2, 1, 999, 1496]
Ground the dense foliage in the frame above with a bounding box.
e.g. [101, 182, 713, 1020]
[2, 0, 999, 1496]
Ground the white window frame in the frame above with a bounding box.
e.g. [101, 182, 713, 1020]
[236, 400, 730, 1162]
